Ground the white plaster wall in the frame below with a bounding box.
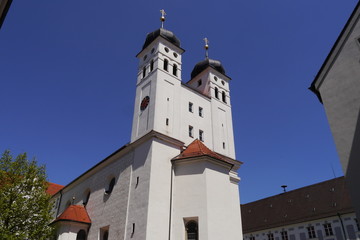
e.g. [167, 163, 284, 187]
[57, 222, 88, 240]
[171, 159, 242, 240]
[244, 213, 359, 240]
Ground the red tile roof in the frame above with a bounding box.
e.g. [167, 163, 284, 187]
[241, 177, 354, 233]
[46, 182, 64, 196]
[53, 205, 91, 224]
[175, 139, 225, 161]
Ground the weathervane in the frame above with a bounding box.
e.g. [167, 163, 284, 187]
[160, 9, 166, 28]
[204, 37, 209, 59]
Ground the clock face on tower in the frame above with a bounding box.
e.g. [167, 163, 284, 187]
[140, 96, 150, 111]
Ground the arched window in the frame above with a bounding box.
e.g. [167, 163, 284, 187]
[186, 221, 198, 240]
[215, 87, 219, 99]
[105, 178, 115, 195]
[76, 229, 87, 240]
[163, 59, 169, 72]
[222, 91, 226, 103]
[142, 66, 146, 78]
[150, 60, 154, 72]
[173, 64, 177, 76]
[102, 231, 109, 240]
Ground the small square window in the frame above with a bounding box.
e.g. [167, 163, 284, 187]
[199, 130, 204, 142]
[189, 102, 193, 112]
[267, 233, 274, 240]
[189, 126, 193, 138]
[197, 79, 202, 87]
[199, 107, 203, 117]
[250, 236, 255, 240]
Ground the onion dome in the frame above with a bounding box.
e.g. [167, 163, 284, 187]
[191, 58, 226, 79]
[142, 28, 181, 50]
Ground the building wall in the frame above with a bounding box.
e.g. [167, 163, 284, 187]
[171, 159, 242, 240]
[244, 213, 360, 240]
[314, 4, 360, 219]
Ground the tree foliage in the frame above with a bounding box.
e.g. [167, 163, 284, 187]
[0, 150, 54, 240]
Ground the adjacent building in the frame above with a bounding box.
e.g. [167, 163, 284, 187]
[242, 177, 359, 240]
[310, 2, 360, 219]
[49, 15, 243, 240]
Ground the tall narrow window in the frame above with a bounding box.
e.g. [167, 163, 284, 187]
[197, 79, 202, 87]
[222, 91, 227, 103]
[198, 107, 203, 117]
[164, 59, 168, 71]
[150, 60, 154, 72]
[105, 178, 115, 195]
[100, 227, 109, 240]
[186, 221, 198, 240]
[173, 64, 177, 76]
[76, 230, 87, 240]
[323, 223, 333, 236]
[307, 226, 316, 239]
[281, 231, 288, 240]
[249, 236, 255, 240]
[223, 142, 225, 149]
[142, 66, 146, 78]
[189, 102, 193, 112]
[215, 87, 219, 99]
[83, 190, 90, 206]
[199, 130, 204, 142]
[355, 218, 360, 231]
[166, 118, 169, 126]
[189, 126, 193, 138]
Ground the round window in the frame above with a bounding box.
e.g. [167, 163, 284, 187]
[221, 80, 225, 85]
[214, 76, 218, 81]
[164, 47, 169, 53]
[173, 52, 178, 58]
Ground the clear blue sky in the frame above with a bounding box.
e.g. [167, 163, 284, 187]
[0, 1, 357, 204]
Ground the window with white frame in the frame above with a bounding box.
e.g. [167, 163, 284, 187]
[307, 226, 316, 239]
[281, 231, 288, 240]
[323, 223, 333, 236]
[267, 233, 274, 240]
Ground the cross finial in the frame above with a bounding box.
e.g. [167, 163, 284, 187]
[203, 37, 209, 59]
[160, 9, 166, 28]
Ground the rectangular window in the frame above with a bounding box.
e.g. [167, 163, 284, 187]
[356, 218, 360, 231]
[199, 107, 203, 117]
[267, 233, 274, 240]
[199, 130, 204, 142]
[250, 236, 255, 240]
[223, 142, 225, 149]
[323, 223, 333, 236]
[307, 226, 316, 239]
[189, 126, 193, 138]
[189, 102, 193, 112]
[281, 231, 288, 240]
[197, 79, 202, 86]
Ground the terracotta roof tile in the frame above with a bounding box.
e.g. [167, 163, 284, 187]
[46, 182, 64, 196]
[175, 139, 224, 161]
[53, 205, 91, 224]
[241, 177, 354, 233]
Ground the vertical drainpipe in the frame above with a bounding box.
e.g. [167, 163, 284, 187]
[168, 164, 174, 240]
[337, 212, 348, 240]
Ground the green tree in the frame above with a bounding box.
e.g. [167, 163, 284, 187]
[0, 150, 54, 240]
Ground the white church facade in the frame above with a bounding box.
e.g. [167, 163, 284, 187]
[50, 13, 243, 240]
